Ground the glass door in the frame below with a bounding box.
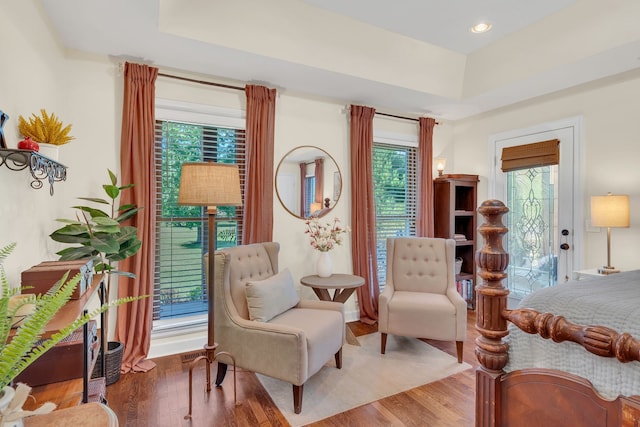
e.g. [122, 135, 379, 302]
[489, 118, 583, 304]
[505, 166, 558, 299]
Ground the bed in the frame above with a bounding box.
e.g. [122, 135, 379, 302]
[475, 200, 640, 427]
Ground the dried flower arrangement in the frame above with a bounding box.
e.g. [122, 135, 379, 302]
[304, 217, 349, 252]
[17, 109, 74, 146]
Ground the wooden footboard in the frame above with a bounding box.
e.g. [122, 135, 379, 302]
[475, 200, 640, 427]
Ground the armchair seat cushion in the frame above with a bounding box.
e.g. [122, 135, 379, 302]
[270, 307, 344, 376]
[386, 291, 457, 340]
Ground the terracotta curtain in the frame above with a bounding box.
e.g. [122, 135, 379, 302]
[299, 162, 306, 217]
[242, 85, 276, 244]
[417, 117, 436, 237]
[115, 62, 158, 373]
[314, 158, 323, 202]
[349, 105, 379, 324]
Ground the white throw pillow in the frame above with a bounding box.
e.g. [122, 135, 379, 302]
[245, 268, 300, 322]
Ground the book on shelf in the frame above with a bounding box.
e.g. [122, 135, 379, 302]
[456, 278, 474, 309]
[453, 233, 466, 241]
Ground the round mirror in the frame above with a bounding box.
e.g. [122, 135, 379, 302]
[275, 146, 341, 219]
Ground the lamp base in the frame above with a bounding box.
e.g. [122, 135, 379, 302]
[598, 266, 620, 275]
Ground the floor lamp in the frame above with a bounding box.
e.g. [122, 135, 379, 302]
[590, 193, 630, 274]
[178, 162, 242, 418]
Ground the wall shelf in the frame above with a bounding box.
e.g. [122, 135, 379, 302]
[0, 148, 67, 195]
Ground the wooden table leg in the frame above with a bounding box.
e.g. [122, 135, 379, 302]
[332, 287, 356, 303]
[311, 287, 332, 301]
[345, 324, 360, 346]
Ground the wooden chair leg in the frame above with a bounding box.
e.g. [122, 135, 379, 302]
[215, 362, 228, 386]
[334, 348, 342, 369]
[293, 384, 304, 414]
[381, 332, 387, 354]
[456, 341, 463, 363]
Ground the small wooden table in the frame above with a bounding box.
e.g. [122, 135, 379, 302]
[24, 402, 118, 426]
[300, 274, 365, 345]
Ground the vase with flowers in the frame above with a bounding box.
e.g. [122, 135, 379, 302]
[304, 217, 349, 277]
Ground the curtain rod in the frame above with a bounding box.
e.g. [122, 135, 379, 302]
[375, 111, 439, 125]
[158, 72, 245, 91]
[157, 73, 439, 123]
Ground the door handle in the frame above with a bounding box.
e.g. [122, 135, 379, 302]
[560, 229, 570, 250]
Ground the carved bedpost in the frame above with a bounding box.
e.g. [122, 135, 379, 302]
[475, 200, 509, 427]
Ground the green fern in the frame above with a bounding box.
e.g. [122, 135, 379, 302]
[0, 243, 144, 390]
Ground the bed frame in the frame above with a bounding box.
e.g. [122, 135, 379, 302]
[475, 200, 640, 427]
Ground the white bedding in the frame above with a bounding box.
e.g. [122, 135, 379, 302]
[504, 270, 640, 399]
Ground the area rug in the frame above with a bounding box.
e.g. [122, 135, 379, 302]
[257, 332, 471, 426]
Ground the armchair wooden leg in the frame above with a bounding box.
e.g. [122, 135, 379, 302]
[334, 348, 342, 369]
[293, 384, 304, 414]
[381, 332, 387, 354]
[456, 341, 463, 363]
[215, 362, 228, 386]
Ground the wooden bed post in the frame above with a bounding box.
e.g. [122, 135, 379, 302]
[475, 200, 509, 427]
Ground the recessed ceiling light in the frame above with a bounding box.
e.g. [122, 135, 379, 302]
[470, 22, 492, 34]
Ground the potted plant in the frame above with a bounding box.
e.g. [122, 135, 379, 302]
[0, 242, 139, 425]
[17, 109, 74, 160]
[49, 169, 142, 385]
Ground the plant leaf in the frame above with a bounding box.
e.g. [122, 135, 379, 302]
[88, 236, 120, 254]
[103, 184, 119, 200]
[49, 232, 91, 245]
[108, 169, 117, 186]
[72, 206, 109, 218]
[77, 197, 109, 205]
[92, 217, 119, 227]
[56, 246, 96, 260]
[115, 207, 141, 223]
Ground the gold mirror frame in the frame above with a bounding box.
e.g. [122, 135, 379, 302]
[275, 146, 341, 219]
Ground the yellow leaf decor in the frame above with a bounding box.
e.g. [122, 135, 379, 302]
[17, 109, 74, 145]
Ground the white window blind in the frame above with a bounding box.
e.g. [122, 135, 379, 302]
[373, 142, 418, 286]
[153, 119, 245, 321]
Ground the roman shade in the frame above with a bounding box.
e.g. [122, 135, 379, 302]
[501, 139, 559, 172]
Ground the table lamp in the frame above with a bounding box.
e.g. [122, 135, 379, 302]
[434, 157, 446, 177]
[590, 193, 629, 274]
[178, 162, 242, 417]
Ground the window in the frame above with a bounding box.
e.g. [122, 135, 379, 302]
[372, 141, 418, 287]
[303, 175, 315, 218]
[153, 101, 245, 324]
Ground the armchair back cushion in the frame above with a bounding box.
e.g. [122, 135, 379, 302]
[245, 268, 300, 322]
[390, 237, 451, 294]
[223, 241, 279, 320]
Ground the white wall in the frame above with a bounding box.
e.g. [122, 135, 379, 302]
[0, 2, 121, 287]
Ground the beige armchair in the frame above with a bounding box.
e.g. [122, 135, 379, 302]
[378, 237, 467, 363]
[211, 242, 344, 414]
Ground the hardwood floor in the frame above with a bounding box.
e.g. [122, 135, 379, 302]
[35, 312, 479, 426]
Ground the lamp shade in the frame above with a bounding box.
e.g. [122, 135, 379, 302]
[310, 202, 322, 214]
[178, 162, 242, 206]
[590, 194, 630, 228]
[434, 157, 446, 172]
